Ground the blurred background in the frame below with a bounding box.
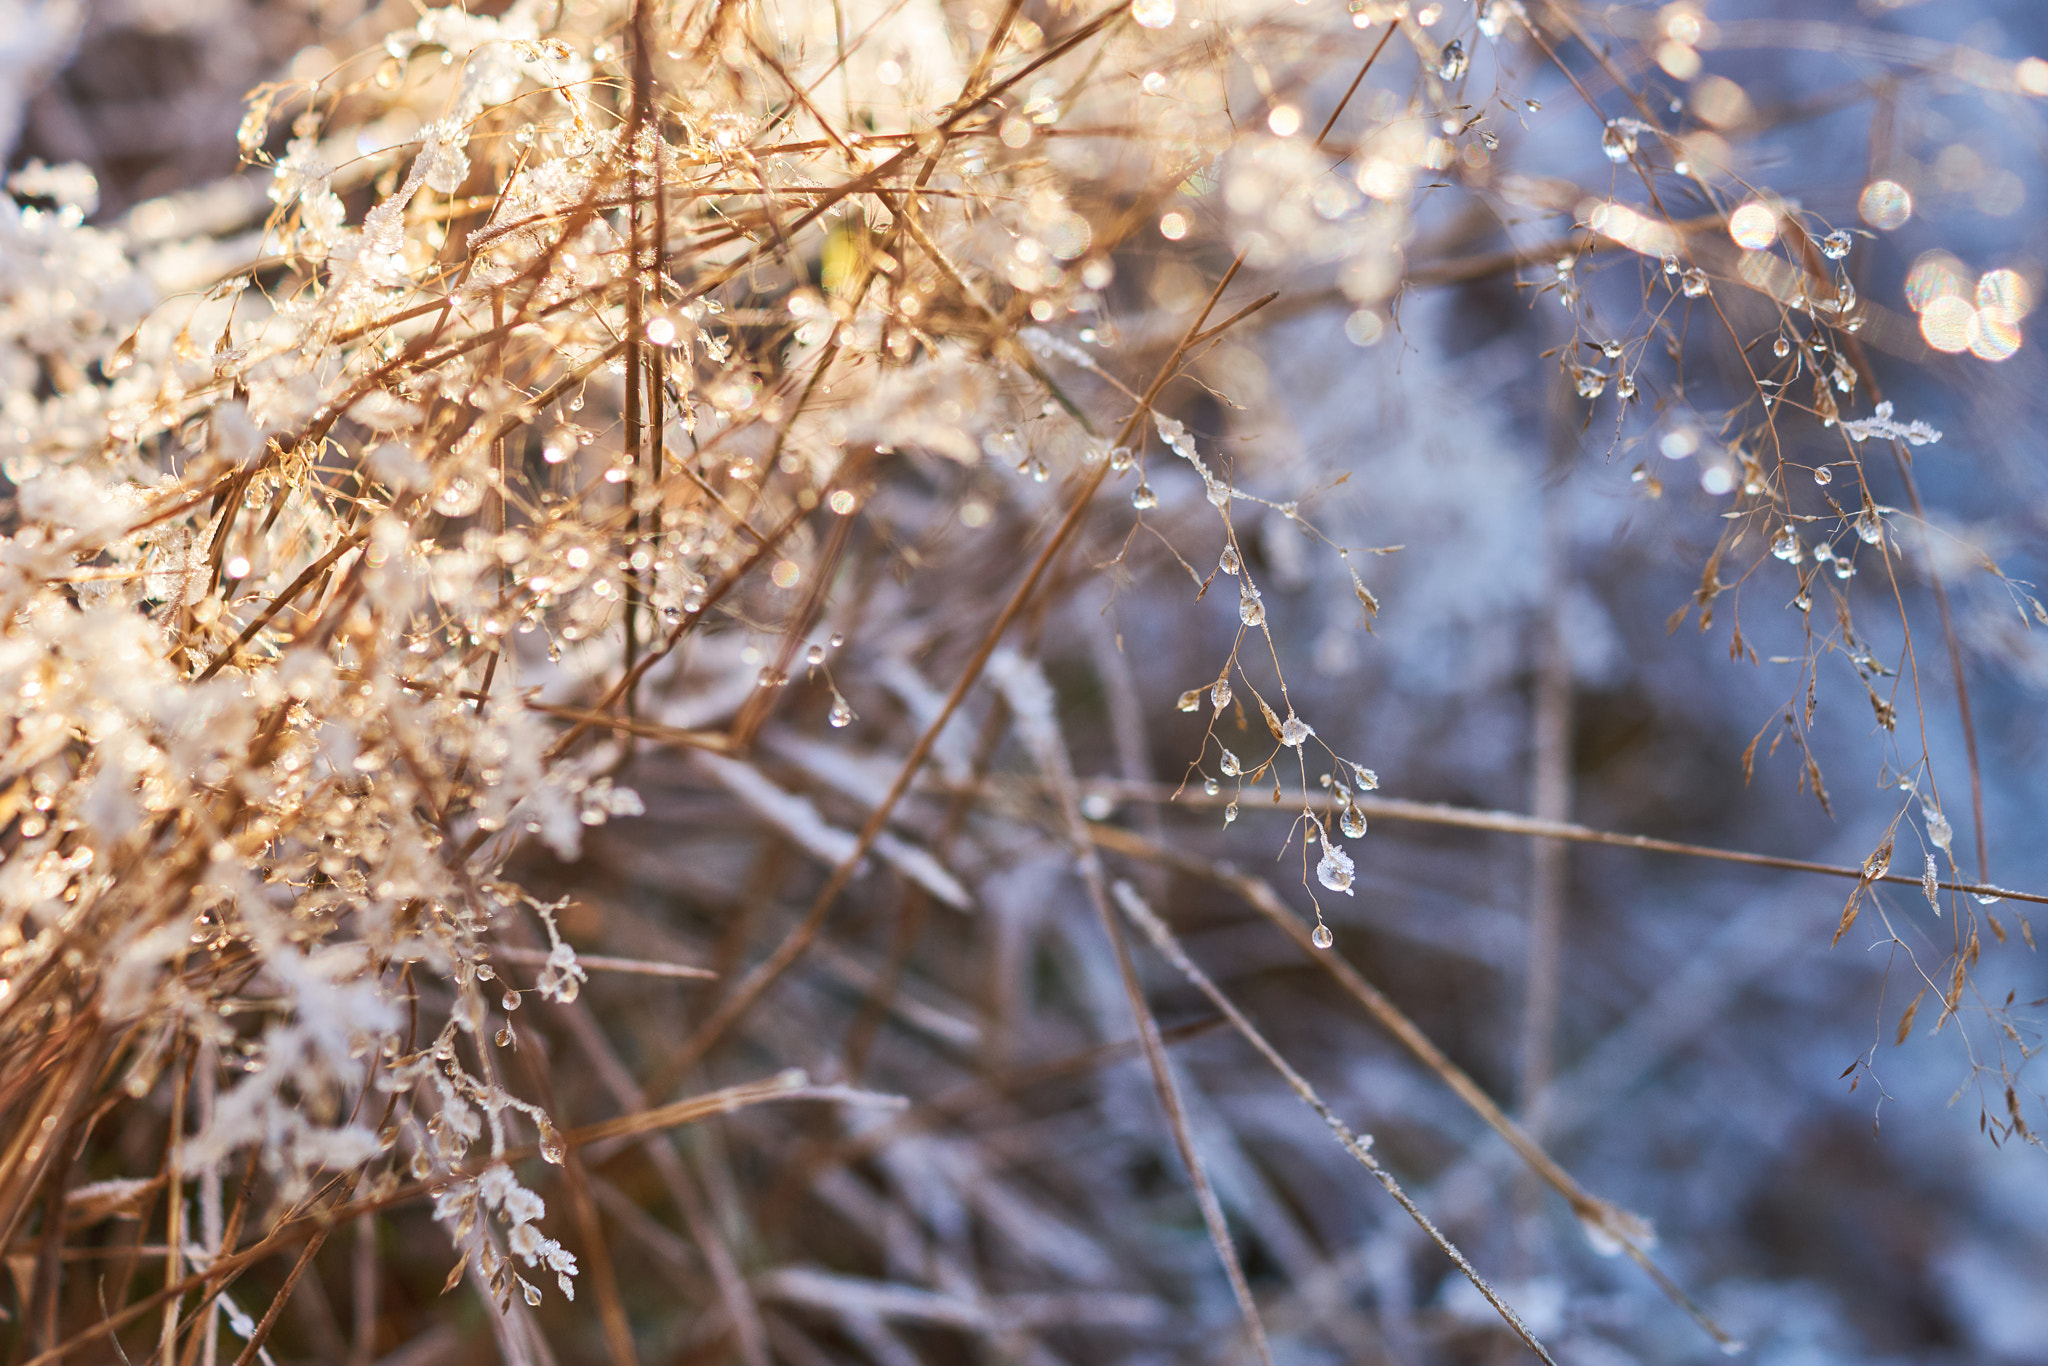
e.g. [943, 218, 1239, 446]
[8, 0, 2048, 1363]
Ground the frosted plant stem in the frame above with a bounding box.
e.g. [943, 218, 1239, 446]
[992, 650, 1274, 1366]
[1520, 572, 1573, 1134]
[1095, 782, 2046, 906]
[1109, 881, 1559, 1366]
[1090, 823, 1746, 1353]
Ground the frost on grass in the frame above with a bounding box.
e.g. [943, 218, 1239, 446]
[0, 0, 2035, 1355]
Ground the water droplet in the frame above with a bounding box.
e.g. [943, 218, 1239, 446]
[495, 1025, 513, 1047]
[1177, 689, 1203, 713]
[1224, 801, 1238, 825]
[411, 1151, 433, 1179]
[1220, 748, 1242, 777]
[502, 989, 521, 1010]
[829, 632, 845, 648]
[1680, 268, 1710, 298]
[1576, 369, 1608, 399]
[1812, 465, 1832, 486]
[1131, 0, 1175, 28]
[523, 1281, 543, 1307]
[1856, 508, 1884, 545]
[1770, 526, 1802, 562]
[1204, 777, 1219, 796]
[828, 694, 855, 728]
[1822, 230, 1853, 260]
[538, 1118, 567, 1164]
[1316, 838, 1355, 894]
[1211, 677, 1232, 709]
[1601, 123, 1635, 163]
[1219, 545, 1241, 575]
[1311, 922, 1334, 949]
[1774, 337, 1791, 358]
[1239, 586, 1265, 627]
[1436, 40, 1467, 81]
[806, 644, 826, 666]
[1833, 555, 1855, 580]
[1108, 446, 1135, 472]
[1341, 807, 1367, 838]
[1131, 483, 1158, 510]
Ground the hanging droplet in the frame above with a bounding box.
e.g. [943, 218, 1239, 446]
[502, 989, 521, 1010]
[829, 632, 845, 648]
[1108, 446, 1135, 472]
[1204, 777, 1220, 796]
[1311, 922, 1335, 950]
[1833, 555, 1855, 580]
[1575, 369, 1608, 399]
[537, 1117, 567, 1165]
[495, 1025, 513, 1047]
[1773, 337, 1791, 358]
[1220, 747, 1242, 777]
[1436, 40, 1467, 81]
[1211, 677, 1232, 709]
[1219, 545, 1242, 575]
[1239, 587, 1265, 627]
[1341, 807, 1367, 838]
[1812, 465, 1832, 486]
[1177, 689, 1203, 712]
[1316, 838, 1356, 893]
[1601, 123, 1634, 163]
[1855, 508, 1884, 545]
[1223, 801, 1238, 825]
[411, 1151, 433, 1179]
[829, 693, 855, 728]
[1680, 268, 1710, 298]
[806, 644, 826, 666]
[1770, 526, 1802, 562]
[522, 1280, 543, 1307]
[1821, 230, 1853, 260]
[1131, 483, 1158, 511]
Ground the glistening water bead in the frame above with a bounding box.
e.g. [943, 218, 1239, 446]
[1311, 922, 1334, 950]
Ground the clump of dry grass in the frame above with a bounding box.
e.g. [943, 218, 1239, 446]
[2, 0, 2043, 1362]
